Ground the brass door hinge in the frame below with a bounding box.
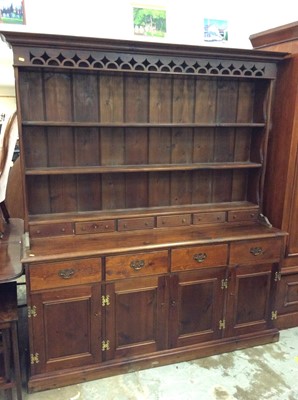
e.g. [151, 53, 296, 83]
[102, 340, 110, 351]
[274, 272, 281, 282]
[28, 305, 37, 318]
[271, 310, 278, 320]
[219, 319, 226, 330]
[30, 353, 39, 364]
[102, 295, 110, 307]
[221, 279, 228, 290]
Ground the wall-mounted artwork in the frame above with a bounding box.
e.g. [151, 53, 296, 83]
[204, 18, 228, 42]
[0, 0, 25, 24]
[133, 7, 166, 38]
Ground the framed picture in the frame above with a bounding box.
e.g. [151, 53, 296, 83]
[0, 0, 25, 24]
[133, 7, 166, 38]
[204, 18, 228, 42]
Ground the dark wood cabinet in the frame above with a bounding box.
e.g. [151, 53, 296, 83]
[250, 22, 298, 329]
[0, 31, 288, 392]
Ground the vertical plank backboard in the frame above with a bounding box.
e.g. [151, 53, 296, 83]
[77, 174, 102, 211]
[23, 127, 48, 168]
[99, 73, 124, 122]
[149, 76, 172, 122]
[43, 72, 75, 212]
[193, 128, 215, 163]
[124, 75, 149, 122]
[148, 172, 170, 207]
[27, 176, 50, 215]
[194, 79, 217, 123]
[49, 175, 77, 213]
[172, 77, 195, 123]
[102, 174, 126, 210]
[19, 70, 45, 120]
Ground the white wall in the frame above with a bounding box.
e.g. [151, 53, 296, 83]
[0, 0, 297, 112]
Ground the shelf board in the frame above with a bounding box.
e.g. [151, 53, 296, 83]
[22, 121, 266, 128]
[25, 162, 262, 175]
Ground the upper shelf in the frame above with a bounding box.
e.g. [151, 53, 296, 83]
[22, 122, 266, 128]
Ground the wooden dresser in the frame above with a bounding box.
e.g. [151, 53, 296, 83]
[250, 22, 298, 329]
[0, 31, 287, 392]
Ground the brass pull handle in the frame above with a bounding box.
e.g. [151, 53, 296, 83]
[250, 247, 263, 256]
[193, 253, 207, 263]
[58, 268, 75, 279]
[130, 260, 145, 271]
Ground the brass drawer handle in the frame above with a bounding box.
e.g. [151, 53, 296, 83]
[58, 268, 75, 279]
[130, 260, 145, 271]
[193, 253, 207, 263]
[250, 247, 263, 256]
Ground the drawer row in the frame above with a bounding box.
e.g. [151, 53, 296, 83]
[28, 237, 284, 291]
[29, 209, 258, 238]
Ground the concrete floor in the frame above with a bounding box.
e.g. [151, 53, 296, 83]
[15, 326, 298, 400]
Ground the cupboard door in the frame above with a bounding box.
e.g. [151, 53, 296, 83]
[28, 284, 101, 375]
[225, 263, 276, 337]
[104, 275, 168, 360]
[168, 267, 226, 348]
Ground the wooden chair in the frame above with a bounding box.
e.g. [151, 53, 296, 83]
[0, 282, 22, 400]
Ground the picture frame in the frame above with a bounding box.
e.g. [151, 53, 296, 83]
[0, 0, 25, 24]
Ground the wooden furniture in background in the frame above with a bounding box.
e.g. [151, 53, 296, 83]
[0, 282, 22, 400]
[250, 22, 298, 329]
[1, 31, 287, 392]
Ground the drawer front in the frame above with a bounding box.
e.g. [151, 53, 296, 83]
[228, 210, 258, 223]
[156, 214, 191, 228]
[106, 250, 168, 280]
[171, 244, 228, 272]
[230, 238, 283, 265]
[29, 223, 73, 238]
[118, 217, 155, 231]
[75, 220, 115, 234]
[193, 212, 226, 225]
[29, 258, 102, 291]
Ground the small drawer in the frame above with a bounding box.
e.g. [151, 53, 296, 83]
[75, 220, 115, 234]
[171, 244, 228, 272]
[118, 217, 154, 231]
[230, 238, 283, 265]
[156, 214, 191, 228]
[29, 223, 73, 238]
[106, 250, 168, 280]
[29, 258, 102, 291]
[228, 210, 258, 223]
[193, 212, 226, 225]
